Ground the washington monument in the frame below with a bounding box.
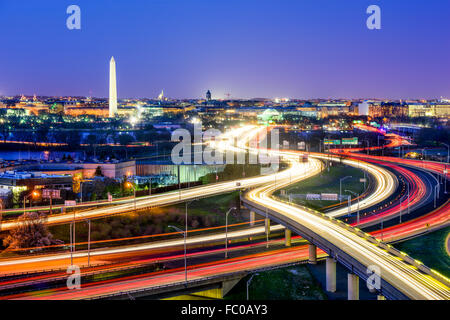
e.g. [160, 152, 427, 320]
[109, 56, 117, 117]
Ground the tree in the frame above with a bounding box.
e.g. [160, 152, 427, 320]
[3, 212, 63, 249]
[94, 166, 104, 177]
[118, 133, 135, 146]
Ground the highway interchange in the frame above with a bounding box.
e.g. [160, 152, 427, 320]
[0, 125, 448, 300]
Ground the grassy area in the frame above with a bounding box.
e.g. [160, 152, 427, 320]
[394, 226, 450, 278]
[48, 191, 244, 244]
[274, 164, 367, 211]
[225, 265, 327, 300]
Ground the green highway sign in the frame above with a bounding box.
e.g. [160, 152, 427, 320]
[324, 139, 341, 145]
[342, 137, 358, 145]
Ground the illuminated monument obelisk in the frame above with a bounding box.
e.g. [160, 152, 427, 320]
[109, 56, 117, 117]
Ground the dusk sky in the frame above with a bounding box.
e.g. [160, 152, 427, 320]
[0, 0, 449, 100]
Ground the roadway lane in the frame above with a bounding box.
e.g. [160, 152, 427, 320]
[3, 246, 324, 300]
[244, 165, 450, 300]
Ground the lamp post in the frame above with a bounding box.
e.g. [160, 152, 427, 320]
[265, 207, 269, 248]
[346, 190, 360, 225]
[364, 140, 370, 155]
[246, 273, 259, 300]
[23, 190, 40, 215]
[225, 207, 237, 259]
[421, 148, 426, 168]
[407, 181, 410, 215]
[125, 181, 136, 210]
[169, 225, 187, 283]
[0, 201, 3, 232]
[339, 176, 352, 201]
[444, 166, 448, 194]
[441, 143, 449, 164]
[347, 195, 351, 216]
[148, 176, 152, 195]
[183, 198, 198, 267]
[83, 219, 91, 267]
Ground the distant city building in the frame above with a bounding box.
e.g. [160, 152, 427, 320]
[109, 56, 118, 117]
[206, 90, 212, 101]
[158, 90, 165, 101]
[0, 171, 73, 199]
[407, 103, 431, 117]
[358, 101, 370, 116]
[369, 102, 407, 118]
[431, 103, 450, 117]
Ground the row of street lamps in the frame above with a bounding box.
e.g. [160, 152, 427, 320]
[166, 201, 238, 284]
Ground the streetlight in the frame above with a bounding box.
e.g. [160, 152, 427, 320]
[23, 190, 40, 215]
[441, 143, 449, 163]
[444, 165, 448, 194]
[421, 148, 427, 167]
[364, 140, 370, 155]
[347, 195, 351, 216]
[225, 207, 237, 259]
[125, 181, 136, 210]
[407, 181, 410, 215]
[168, 225, 187, 283]
[79, 179, 93, 204]
[84, 219, 91, 267]
[183, 198, 199, 266]
[0, 200, 3, 232]
[265, 207, 269, 248]
[247, 273, 259, 300]
[345, 190, 360, 225]
[339, 176, 352, 201]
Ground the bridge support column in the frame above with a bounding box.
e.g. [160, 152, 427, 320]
[325, 257, 336, 292]
[250, 211, 255, 227]
[308, 244, 317, 264]
[265, 218, 270, 235]
[347, 273, 359, 300]
[284, 229, 291, 247]
[377, 295, 386, 300]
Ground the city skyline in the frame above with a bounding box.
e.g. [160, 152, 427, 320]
[0, 0, 449, 100]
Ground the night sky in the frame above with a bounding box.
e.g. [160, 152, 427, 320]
[0, 0, 449, 99]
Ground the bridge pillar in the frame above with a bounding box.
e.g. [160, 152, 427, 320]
[308, 244, 317, 264]
[250, 211, 255, 227]
[265, 218, 270, 235]
[377, 295, 386, 300]
[347, 273, 359, 300]
[325, 257, 336, 292]
[284, 229, 291, 247]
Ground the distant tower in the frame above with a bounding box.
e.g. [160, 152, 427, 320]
[206, 90, 211, 101]
[158, 90, 164, 101]
[109, 57, 118, 117]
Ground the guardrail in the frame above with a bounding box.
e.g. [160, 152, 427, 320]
[241, 195, 450, 290]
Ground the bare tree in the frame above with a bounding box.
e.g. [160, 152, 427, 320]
[3, 212, 63, 249]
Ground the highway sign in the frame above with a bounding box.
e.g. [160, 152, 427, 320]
[42, 189, 61, 199]
[324, 139, 341, 145]
[321, 193, 338, 201]
[306, 193, 321, 200]
[342, 137, 359, 145]
[64, 200, 76, 206]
